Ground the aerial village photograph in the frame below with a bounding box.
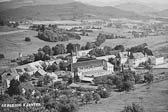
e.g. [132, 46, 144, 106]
[0, 0, 168, 112]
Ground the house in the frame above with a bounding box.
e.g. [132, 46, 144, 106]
[76, 49, 92, 58]
[34, 69, 46, 78]
[71, 59, 114, 79]
[96, 55, 116, 61]
[149, 56, 164, 65]
[128, 52, 148, 67]
[13, 60, 44, 76]
[117, 52, 129, 65]
[1, 68, 20, 88]
[46, 72, 58, 82]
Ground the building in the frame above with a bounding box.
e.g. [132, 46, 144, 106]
[1, 68, 20, 88]
[118, 52, 129, 65]
[96, 55, 116, 61]
[149, 56, 164, 65]
[14, 60, 44, 76]
[71, 60, 114, 81]
[76, 49, 92, 58]
[128, 52, 148, 67]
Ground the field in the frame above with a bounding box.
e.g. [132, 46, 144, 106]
[0, 27, 168, 60]
[79, 80, 168, 112]
[0, 26, 17, 32]
[0, 30, 98, 59]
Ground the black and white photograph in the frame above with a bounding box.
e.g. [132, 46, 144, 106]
[0, 0, 168, 112]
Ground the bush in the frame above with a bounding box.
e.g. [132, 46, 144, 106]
[24, 37, 31, 42]
[0, 54, 5, 59]
[59, 96, 79, 112]
[97, 90, 110, 98]
[144, 73, 153, 84]
[121, 103, 145, 112]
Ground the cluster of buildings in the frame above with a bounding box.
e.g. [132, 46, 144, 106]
[0, 46, 166, 94]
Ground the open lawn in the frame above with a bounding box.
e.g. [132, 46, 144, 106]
[79, 80, 168, 112]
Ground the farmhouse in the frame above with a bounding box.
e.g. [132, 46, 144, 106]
[71, 59, 114, 80]
[149, 56, 165, 65]
[1, 68, 20, 88]
[117, 52, 129, 65]
[129, 52, 148, 67]
[96, 55, 116, 61]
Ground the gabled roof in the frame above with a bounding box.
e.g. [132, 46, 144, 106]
[71, 60, 104, 71]
[133, 52, 145, 59]
[109, 50, 121, 56]
[119, 52, 128, 58]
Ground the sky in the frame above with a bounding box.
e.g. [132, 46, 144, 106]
[75, 0, 168, 4]
[0, 0, 168, 3]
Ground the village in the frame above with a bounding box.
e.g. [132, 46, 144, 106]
[0, 27, 168, 111]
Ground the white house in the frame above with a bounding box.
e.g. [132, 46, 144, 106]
[77, 49, 92, 58]
[96, 55, 116, 61]
[118, 52, 129, 65]
[149, 56, 164, 65]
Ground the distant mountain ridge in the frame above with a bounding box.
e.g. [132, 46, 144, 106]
[115, 2, 158, 14]
[0, 0, 75, 12]
[0, 2, 147, 21]
[155, 9, 168, 17]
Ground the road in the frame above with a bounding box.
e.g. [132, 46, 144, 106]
[0, 30, 27, 36]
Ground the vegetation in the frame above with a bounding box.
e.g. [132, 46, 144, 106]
[38, 28, 81, 42]
[7, 79, 22, 96]
[144, 73, 154, 84]
[0, 54, 5, 59]
[121, 103, 145, 112]
[24, 37, 31, 42]
[19, 73, 31, 82]
[128, 43, 153, 55]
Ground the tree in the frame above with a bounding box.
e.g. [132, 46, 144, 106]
[109, 58, 121, 71]
[24, 37, 31, 42]
[93, 93, 101, 104]
[66, 43, 74, 53]
[66, 43, 80, 53]
[42, 45, 53, 56]
[82, 93, 93, 104]
[59, 96, 79, 112]
[7, 79, 22, 96]
[19, 73, 31, 82]
[122, 81, 134, 92]
[13, 95, 27, 103]
[85, 42, 96, 50]
[0, 54, 5, 59]
[47, 63, 60, 72]
[52, 44, 66, 55]
[89, 48, 106, 57]
[121, 103, 145, 112]
[144, 73, 153, 84]
[43, 75, 52, 85]
[114, 45, 125, 51]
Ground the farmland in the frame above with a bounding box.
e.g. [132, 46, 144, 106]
[0, 27, 168, 60]
[79, 80, 168, 112]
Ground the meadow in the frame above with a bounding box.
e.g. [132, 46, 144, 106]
[0, 27, 167, 60]
[79, 80, 168, 112]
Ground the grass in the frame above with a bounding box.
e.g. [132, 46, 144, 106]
[0, 26, 17, 32]
[79, 80, 168, 112]
[0, 30, 98, 60]
[0, 27, 168, 60]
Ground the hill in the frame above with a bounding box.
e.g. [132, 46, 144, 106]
[115, 2, 158, 14]
[156, 9, 168, 17]
[0, 2, 146, 21]
[0, 0, 75, 12]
